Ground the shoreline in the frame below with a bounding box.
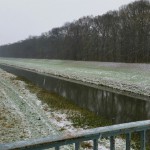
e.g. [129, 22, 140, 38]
[0, 61, 149, 101]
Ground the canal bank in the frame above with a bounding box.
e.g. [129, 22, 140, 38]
[0, 67, 127, 150]
[0, 58, 150, 98]
[0, 64, 150, 124]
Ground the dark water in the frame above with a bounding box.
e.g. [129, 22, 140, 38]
[1, 64, 150, 124]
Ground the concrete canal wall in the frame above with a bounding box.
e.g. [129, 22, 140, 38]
[0, 64, 150, 124]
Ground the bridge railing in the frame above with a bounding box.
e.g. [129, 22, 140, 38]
[1, 120, 150, 150]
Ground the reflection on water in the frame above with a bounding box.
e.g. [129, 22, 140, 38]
[1, 64, 150, 124]
[43, 76, 150, 124]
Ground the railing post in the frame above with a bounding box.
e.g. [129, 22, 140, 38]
[93, 139, 98, 150]
[140, 130, 146, 150]
[55, 146, 59, 150]
[126, 133, 131, 150]
[75, 142, 80, 150]
[110, 136, 115, 150]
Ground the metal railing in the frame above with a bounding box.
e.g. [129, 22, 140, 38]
[1, 120, 150, 150]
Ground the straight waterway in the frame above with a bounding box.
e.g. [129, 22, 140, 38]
[0, 64, 150, 124]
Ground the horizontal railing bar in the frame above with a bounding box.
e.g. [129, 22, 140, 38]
[0, 134, 101, 150]
[1, 120, 150, 150]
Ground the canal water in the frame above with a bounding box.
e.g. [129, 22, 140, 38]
[0, 64, 150, 124]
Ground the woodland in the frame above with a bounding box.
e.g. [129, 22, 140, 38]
[0, 0, 150, 63]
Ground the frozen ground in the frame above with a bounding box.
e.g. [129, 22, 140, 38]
[0, 69, 59, 143]
[0, 68, 130, 150]
[0, 58, 150, 97]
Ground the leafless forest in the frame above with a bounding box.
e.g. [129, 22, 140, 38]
[0, 0, 149, 63]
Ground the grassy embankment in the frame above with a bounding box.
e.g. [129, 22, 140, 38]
[0, 58, 150, 98]
[16, 77, 149, 150]
[16, 76, 110, 129]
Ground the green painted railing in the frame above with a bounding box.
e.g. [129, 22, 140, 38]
[1, 120, 150, 150]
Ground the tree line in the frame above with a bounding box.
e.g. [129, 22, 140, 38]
[0, 0, 150, 63]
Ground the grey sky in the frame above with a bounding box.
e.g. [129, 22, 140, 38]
[0, 0, 134, 45]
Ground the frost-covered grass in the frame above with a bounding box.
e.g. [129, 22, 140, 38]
[0, 69, 135, 149]
[23, 76, 110, 128]
[14, 76, 133, 150]
[0, 69, 60, 143]
[0, 58, 150, 97]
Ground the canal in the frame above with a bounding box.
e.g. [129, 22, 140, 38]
[0, 64, 150, 124]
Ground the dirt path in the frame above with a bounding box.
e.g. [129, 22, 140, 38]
[0, 69, 59, 143]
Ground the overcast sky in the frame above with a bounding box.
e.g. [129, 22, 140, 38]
[0, 0, 134, 45]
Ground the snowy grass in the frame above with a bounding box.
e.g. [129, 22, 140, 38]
[0, 68, 135, 149]
[22, 77, 110, 128]
[0, 58, 150, 97]
[0, 69, 60, 143]
[15, 76, 131, 150]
